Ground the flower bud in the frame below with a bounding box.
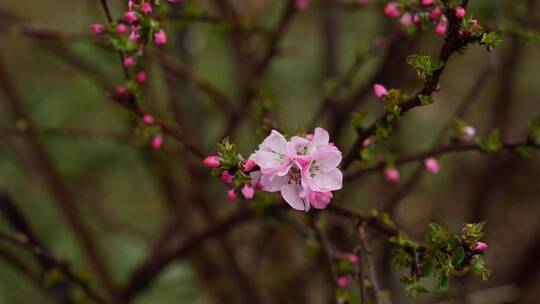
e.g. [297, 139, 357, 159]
[220, 171, 234, 184]
[136, 71, 147, 83]
[154, 29, 167, 45]
[455, 6, 466, 19]
[348, 254, 359, 264]
[124, 11, 138, 24]
[435, 18, 448, 36]
[385, 168, 400, 183]
[384, 2, 400, 18]
[203, 156, 221, 169]
[422, 0, 434, 6]
[295, 0, 309, 10]
[473, 241, 488, 252]
[142, 114, 154, 125]
[243, 159, 256, 172]
[400, 13, 413, 26]
[337, 276, 350, 288]
[91, 23, 105, 35]
[362, 137, 373, 147]
[463, 126, 476, 141]
[117, 23, 128, 34]
[227, 188, 238, 202]
[151, 134, 163, 150]
[141, 3, 153, 14]
[373, 84, 388, 99]
[241, 184, 255, 200]
[430, 7, 442, 19]
[424, 158, 440, 174]
[123, 56, 136, 68]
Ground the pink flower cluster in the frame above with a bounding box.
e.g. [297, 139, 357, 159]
[383, 1, 470, 36]
[250, 128, 343, 211]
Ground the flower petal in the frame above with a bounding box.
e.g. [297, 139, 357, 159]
[314, 150, 342, 172]
[259, 130, 287, 154]
[281, 184, 308, 211]
[260, 174, 287, 192]
[312, 168, 343, 191]
[311, 128, 329, 148]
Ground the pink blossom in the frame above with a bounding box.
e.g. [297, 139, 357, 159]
[295, 0, 309, 11]
[151, 134, 163, 150]
[243, 159, 256, 172]
[337, 276, 350, 288]
[424, 158, 440, 174]
[363, 137, 373, 147]
[435, 18, 448, 36]
[400, 13, 413, 26]
[384, 2, 400, 18]
[221, 171, 234, 184]
[348, 254, 359, 264]
[115, 86, 128, 95]
[203, 156, 221, 169]
[128, 0, 138, 10]
[307, 190, 333, 209]
[422, 0, 434, 6]
[141, 3, 153, 14]
[154, 29, 167, 45]
[124, 56, 136, 68]
[413, 14, 421, 24]
[142, 114, 154, 125]
[241, 184, 255, 200]
[129, 28, 141, 41]
[117, 23, 128, 34]
[430, 7, 442, 19]
[252, 130, 291, 177]
[136, 71, 147, 83]
[385, 168, 400, 183]
[91, 23, 105, 35]
[473, 241, 488, 252]
[373, 84, 388, 99]
[227, 188, 237, 202]
[124, 11, 138, 24]
[455, 7, 466, 19]
[463, 126, 476, 141]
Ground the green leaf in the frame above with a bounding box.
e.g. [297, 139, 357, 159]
[476, 130, 502, 153]
[481, 31, 504, 52]
[529, 119, 540, 144]
[451, 247, 466, 267]
[407, 55, 445, 82]
[436, 273, 449, 292]
[418, 94, 433, 106]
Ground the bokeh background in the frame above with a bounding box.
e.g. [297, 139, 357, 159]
[0, 0, 539, 303]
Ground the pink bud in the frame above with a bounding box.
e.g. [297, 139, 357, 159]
[154, 29, 167, 45]
[413, 14, 421, 24]
[463, 126, 476, 141]
[128, 0, 137, 10]
[385, 168, 400, 183]
[430, 7, 442, 19]
[455, 7, 466, 19]
[243, 159, 256, 172]
[373, 84, 388, 99]
[141, 3, 153, 14]
[136, 71, 147, 83]
[348, 254, 359, 264]
[151, 134, 163, 150]
[473, 242, 488, 252]
[124, 11, 138, 24]
[91, 23, 105, 35]
[400, 13, 413, 26]
[129, 29, 140, 41]
[435, 18, 448, 36]
[424, 158, 440, 174]
[220, 171, 234, 184]
[227, 188, 238, 202]
[117, 23, 128, 34]
[295, 0, 309, 11]
[422, 0, 434, 6]
[362, 137, 372, 147]
[115, 85, 128, 95]
[384, 2, 400, 18]
[337, 276, 350, 288]
[203, 156, 221, 169]
[241, 184, 255, 200]
[142, 114, 154, 125]
[123, 56, 136, 68]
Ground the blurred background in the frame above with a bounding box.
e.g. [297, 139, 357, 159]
[0, 0, 539, 303]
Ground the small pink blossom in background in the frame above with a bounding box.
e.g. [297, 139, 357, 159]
[463, 126, 476, 141]
[91, 23, 105, 35]
[435, 18, 448, 36]
[295, 0, 309, 11]
[115, 85, 128, 95]
[227, 188, 237, 202]
[141, 3, 153, 14]
[129, 29, 141, 41]
[363, 137, 372, 147]
[151, 134, 163, 150]
[243, 159, 256, 172]
[128, 0, 137, 10]
[400, 13, 413, 26]
[241, 184, 255, 200]
[422, 0, 434, 6]
[117, 23, 128, 34]
[221, 171, 234, 184]
[142, 114, 154, 125]
[474, 241, 488, 252]
[123, 56, 136, 68]
[348, 254, 359, 264]
[413, 14, 421, 24]
[203, 156, 221, 169]
[384, 2, 400, 18]
[424, 158, 440, 174]
[337, 276, 350, 288]
[455, 7, 466, 19]
[430, 7, 442, 19]
[154, 29, 167, 45]
[373, 84, 388, 99]
[136, 71, 147, 83]
[124, 11, 138, 24]
[385, 168, 400, 183]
